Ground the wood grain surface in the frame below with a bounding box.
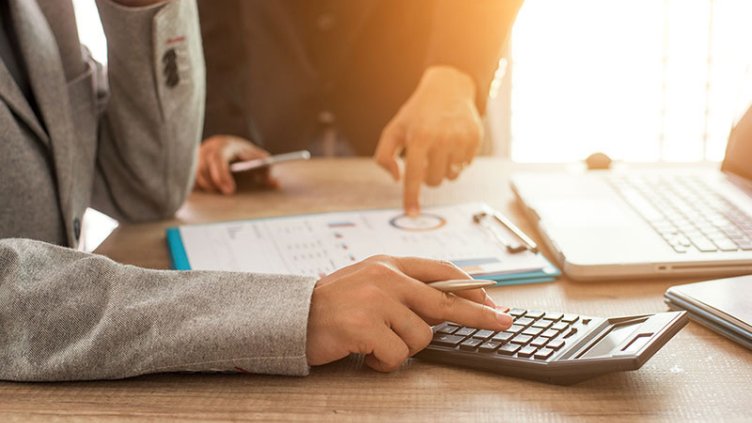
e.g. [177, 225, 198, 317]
[1, 158, 750, 422]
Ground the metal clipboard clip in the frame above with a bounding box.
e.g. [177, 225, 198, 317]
[472, 210, 539, 254]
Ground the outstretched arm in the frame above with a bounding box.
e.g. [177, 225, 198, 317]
[0, 238, 316, 381]
[374, 0, 524, 214]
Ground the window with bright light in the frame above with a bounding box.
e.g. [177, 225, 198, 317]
[498, 0, 752, 163]
[75, 1, 752, 164]
[73, 0, 106, 64]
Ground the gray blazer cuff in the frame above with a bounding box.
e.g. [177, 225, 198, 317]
[147, 271, 319, 378]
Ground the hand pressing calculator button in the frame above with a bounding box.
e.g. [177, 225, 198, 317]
[416, 308, 688, 385]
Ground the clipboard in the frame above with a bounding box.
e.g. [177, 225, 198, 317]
[166, 202, 560, 286]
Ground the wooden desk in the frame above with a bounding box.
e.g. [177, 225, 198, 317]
[2, 158, 750, 422]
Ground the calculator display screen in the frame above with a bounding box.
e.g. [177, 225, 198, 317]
[579, 322, 641, 359]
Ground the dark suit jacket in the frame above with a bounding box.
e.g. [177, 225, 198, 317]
[199, 0, 522, 155]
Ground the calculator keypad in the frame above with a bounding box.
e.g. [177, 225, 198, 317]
[430, 308, 593, 361]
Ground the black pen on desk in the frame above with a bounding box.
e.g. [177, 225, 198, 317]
[428, 279, 497, 292]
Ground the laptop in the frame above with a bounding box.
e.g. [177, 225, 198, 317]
[511, 105, 752, 281]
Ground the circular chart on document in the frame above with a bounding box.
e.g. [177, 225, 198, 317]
[389, 213, 447, 232]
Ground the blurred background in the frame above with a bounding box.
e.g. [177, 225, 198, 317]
[73, 0, 752, 163]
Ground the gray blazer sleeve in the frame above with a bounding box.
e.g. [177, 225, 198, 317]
[90, 0, 205, 222]
[0, 238, 317, 381]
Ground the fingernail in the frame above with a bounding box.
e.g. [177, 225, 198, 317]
[495, 310, 513, 328]
[496, 305, 510, 313]
[407, 207, 419, 217]
[483, 293, 497, 308]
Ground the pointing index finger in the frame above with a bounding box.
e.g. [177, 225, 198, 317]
[403, 145, 427, 216]
[375, 123, 404, 182]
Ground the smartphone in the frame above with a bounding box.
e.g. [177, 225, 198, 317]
[229, 150, 311, 173]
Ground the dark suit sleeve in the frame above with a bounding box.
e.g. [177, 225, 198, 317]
[198, 0, 252, 140]
[425, 0, 523, 113]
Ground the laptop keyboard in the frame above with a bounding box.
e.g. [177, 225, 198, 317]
[610, 175, 752, 253]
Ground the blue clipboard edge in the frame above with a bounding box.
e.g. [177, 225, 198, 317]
[474, 263, 560, 287]
[166, 227, 191, 270]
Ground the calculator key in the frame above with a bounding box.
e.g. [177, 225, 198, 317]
[532, 320, 552, 329]
[534, 348, 555, 360]
[432, 334, 465, 347]
[473, 329, 495, 340]
[455, 327, 476, 337]
[459, 338, 483, 351]
[497, 343, 521, 355]
[546, 339, 565, 350]
[436, 324, 459, 335]
[505, 325, 525, 335]
[517, 346, 538, 358]
[530, 336, 549, 348]
[522, 327, 544, 337]
[492, 332, 514, 343]
[561, 314, 579, 323]
[551, 322, 569, 331]
[543, 312, 564, 321]
[563, 328, 578, 338]
[525, 310, 545, 319]
[541, 329, 560, 338]
[510, 334, 532, 345]
[508, 308, 526, 317]
[478, 340, 503, 353]
[515, 317, 534, 327]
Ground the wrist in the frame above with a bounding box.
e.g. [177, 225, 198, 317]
[420, 66, 477, 103]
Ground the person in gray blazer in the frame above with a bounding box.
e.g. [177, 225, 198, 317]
[195, 0, 523, 215]
[0, 0, 512, 381]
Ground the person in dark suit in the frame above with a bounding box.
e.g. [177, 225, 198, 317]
[195, 0, 523, 214]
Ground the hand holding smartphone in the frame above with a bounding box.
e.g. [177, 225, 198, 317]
[230, 150, 311, 173]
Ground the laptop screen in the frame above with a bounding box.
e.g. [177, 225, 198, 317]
[722, 105, 752, 181]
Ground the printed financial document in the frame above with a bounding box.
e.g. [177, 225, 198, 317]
[176, 203, 550, 278]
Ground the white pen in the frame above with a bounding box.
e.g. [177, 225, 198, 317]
[427, 279, 497, 292]
[230, 150, 311, 173]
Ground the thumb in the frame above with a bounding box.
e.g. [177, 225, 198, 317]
[236, 146, 269, 162]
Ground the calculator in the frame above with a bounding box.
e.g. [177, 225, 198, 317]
[416, 308, 688, 384]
